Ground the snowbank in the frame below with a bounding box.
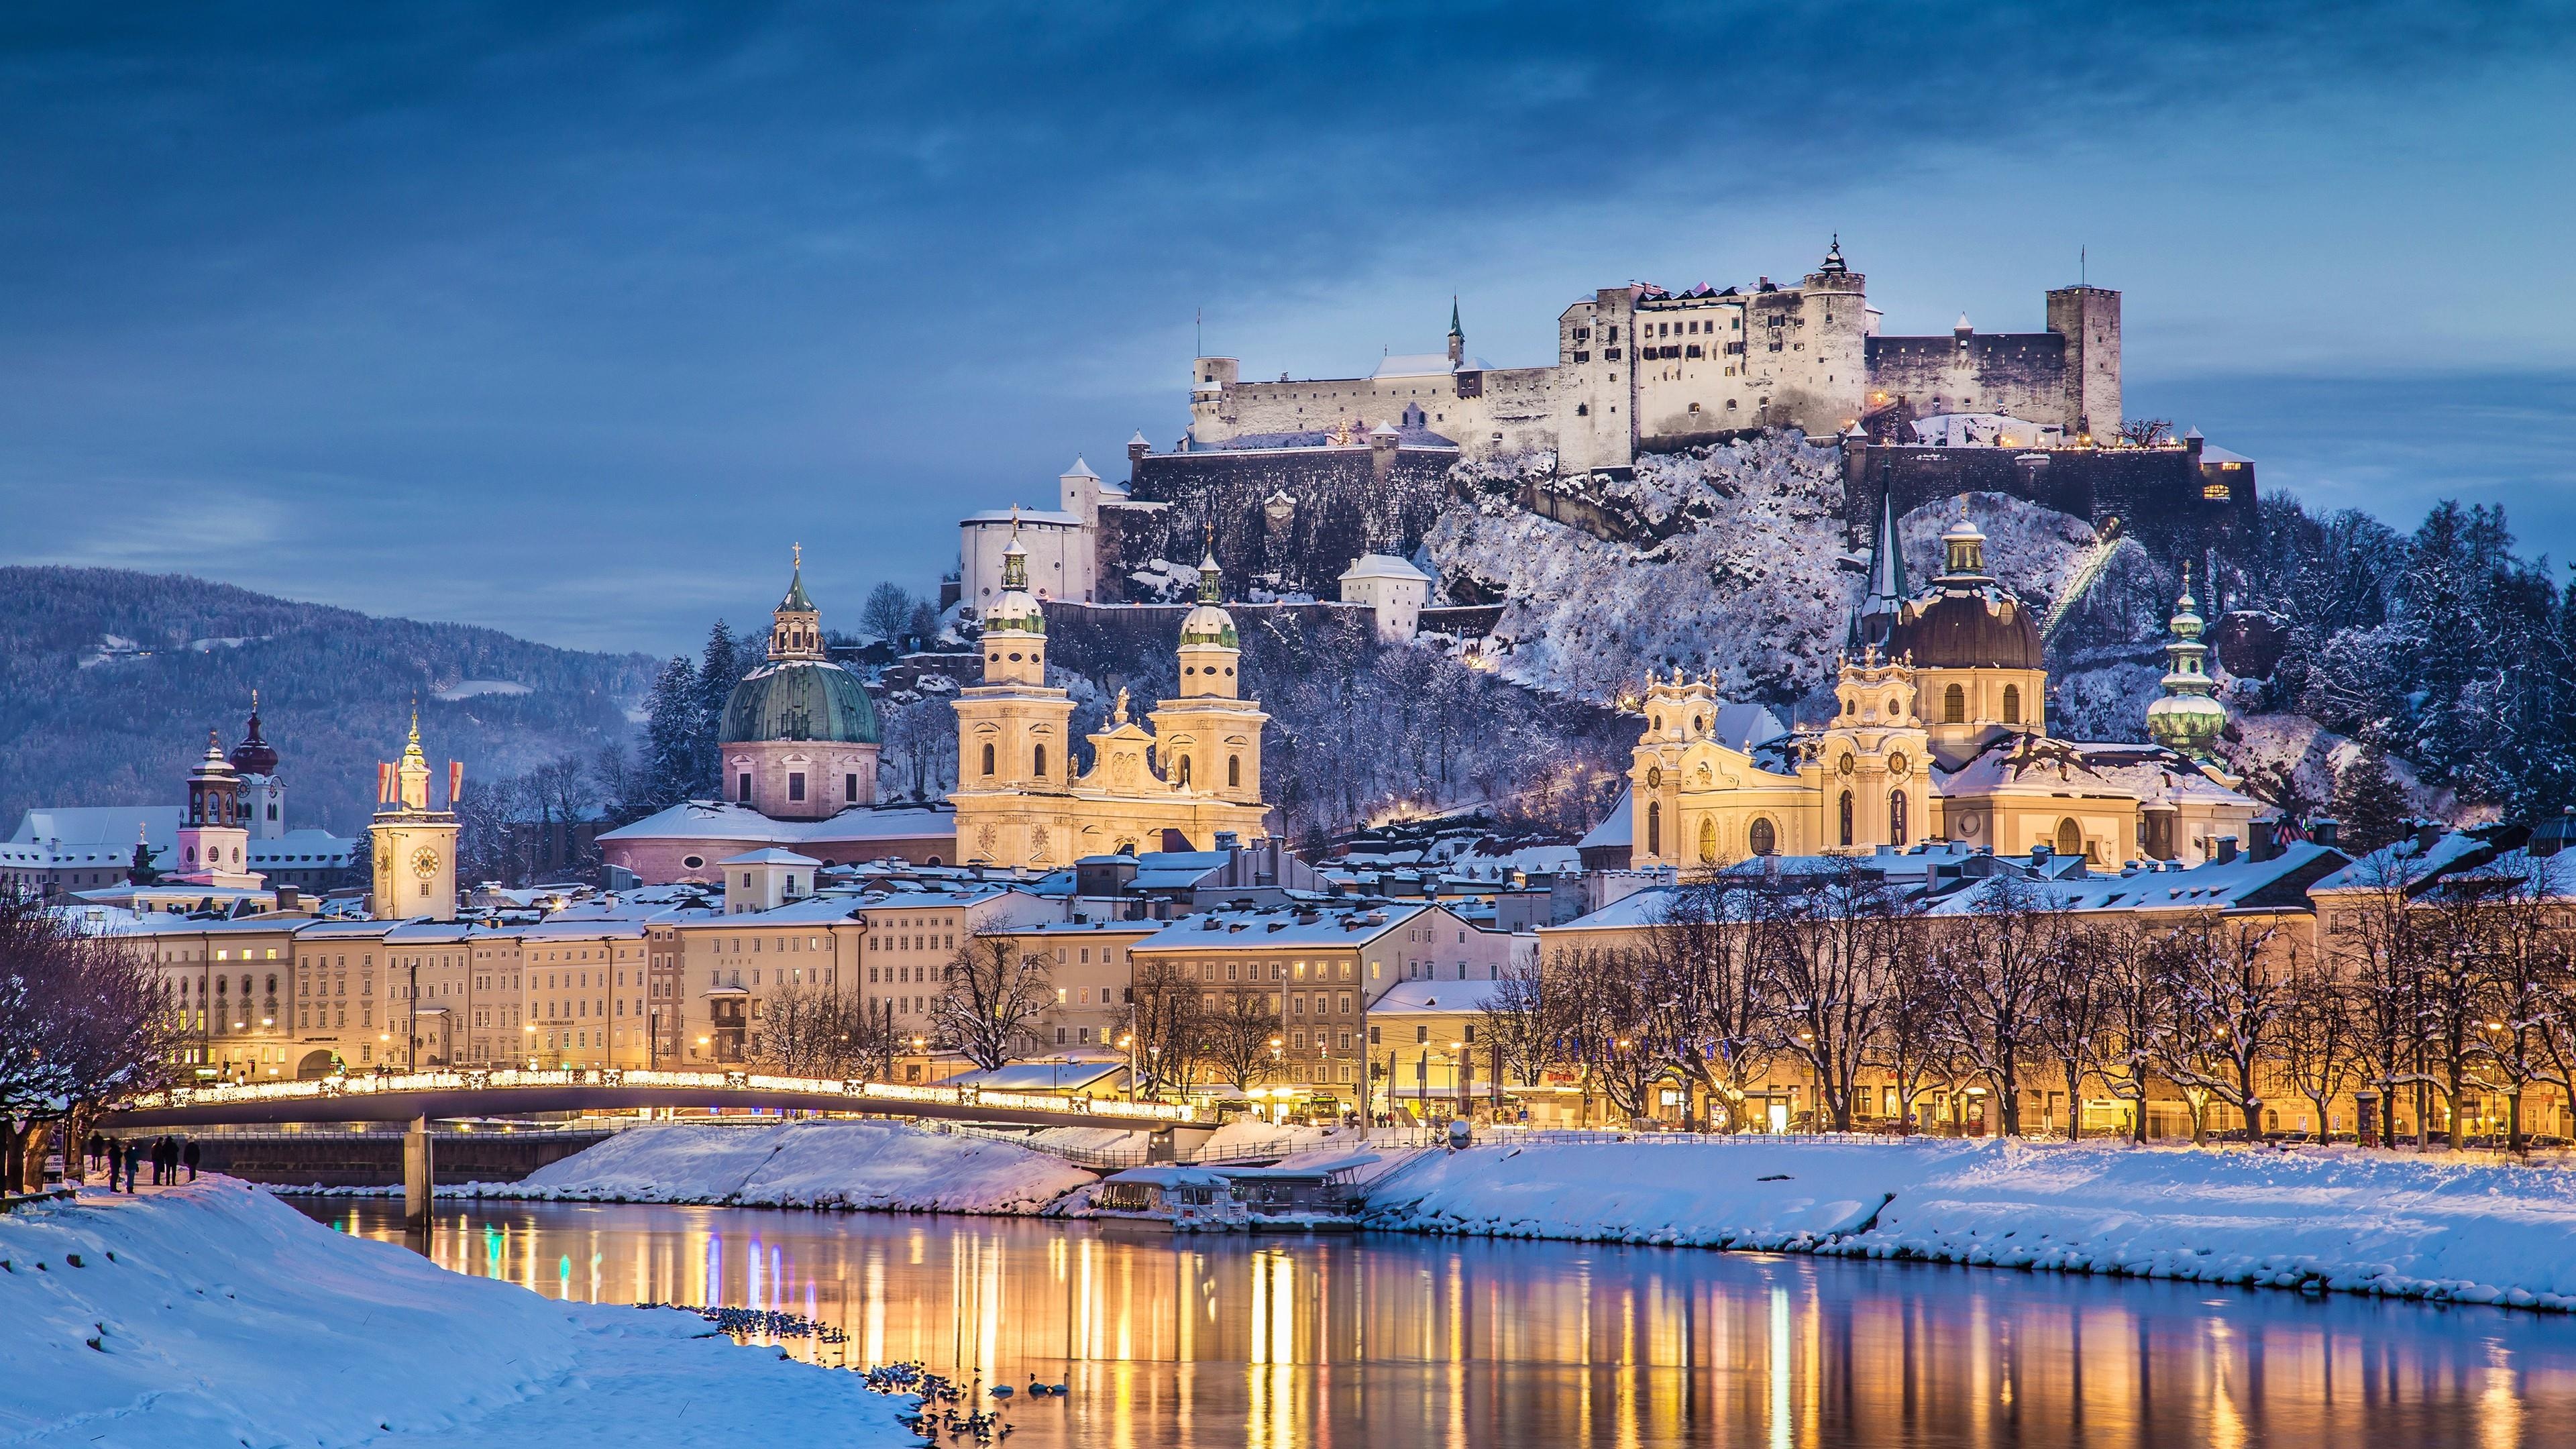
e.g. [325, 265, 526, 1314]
[0, 1181, 914, 1448]
[409, 1120, 1092, 1214]
[1368, 1138, 2576, 1311]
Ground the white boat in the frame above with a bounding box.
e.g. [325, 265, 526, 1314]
[1088, 1167, 1251, 1232]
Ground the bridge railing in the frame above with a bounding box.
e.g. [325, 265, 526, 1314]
[120, 1067, 1201, 1125]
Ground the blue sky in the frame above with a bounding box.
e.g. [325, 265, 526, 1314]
[3, 1, 2571, 654]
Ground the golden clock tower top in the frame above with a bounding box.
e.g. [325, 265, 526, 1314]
[370, 709, 461, 921]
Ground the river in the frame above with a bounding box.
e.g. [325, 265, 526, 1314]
[301, 1199, 2576, 1448]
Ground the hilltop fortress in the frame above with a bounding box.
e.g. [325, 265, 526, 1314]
[1186, 241, 2121, 472]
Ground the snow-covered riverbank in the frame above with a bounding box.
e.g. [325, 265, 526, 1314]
[0, 1180, 918, 1449]
[1367, 1137, 2576, 1311]
[300, 1120, 1090, 1214]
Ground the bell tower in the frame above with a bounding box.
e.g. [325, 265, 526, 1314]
[229, 690, 286, 840]
[1150, 551, 1268, 806]
[369, 711, 460, 921]
[176, 731, 262, 888]
[951, 513, 1079, 861]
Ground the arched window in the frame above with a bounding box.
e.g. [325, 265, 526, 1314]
[1838, 791, 1855, 847]
[980, 743, 996, 777]
[1033, 744, 1047, 778]
[2056, 818, 2083, 859]
[2002, 684, 2022, 725]
[1943, 684, 1966, 724]
[1697, 817, 1718, 864]
[1227, 755, 1240, 788]
[1172, 755, 1190, 787]
[1749, 818, 1777, 856]
[1890, 790, 1909, 847]
[1647, 801, 1662, 857]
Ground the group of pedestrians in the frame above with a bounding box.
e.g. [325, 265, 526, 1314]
[85, 1133, 199, 1191]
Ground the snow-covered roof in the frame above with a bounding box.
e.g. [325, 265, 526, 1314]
[1338, 553, 1431, 584]
[2199, 443, 2255, 466]
[1940, 735, 2255, 807]
[1371, 352, 1497, 379]
[598, 800, 955, 847]
[1578, 786, 1634, 850]
[1062, 455, 1097, 480]
[961, 508, 1083, 528]
[2, 808, 354, 870]
[1368, 979, 1507, 1016]
[1904, 413, 2064, 448]
[1924, 844, 2347, 916]
[719, 848, 822, 867]
[1132, 902, 1438, 951]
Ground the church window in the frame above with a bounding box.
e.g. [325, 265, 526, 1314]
[981, 743, 996, 777]
[1838, 791, 1856, 847]
[2057, 818, 2084, 859]
[1890, 790, 1909, 847]
[1228, 755, 1241, 788]
[1647, 801, 1662, 857]
[1943, 684, 1966, 724]
[788, 773, 806, 802]
[1033, 744, 1049, 777]
[1697, 818, 1717, 863]
[1177, 756, 1192, 787]
[1749, 818, 1777, 856]
[845, 773, 859, 802]
[738, 771, 753, 802]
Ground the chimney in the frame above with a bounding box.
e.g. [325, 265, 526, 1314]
[2215, 835, 2239, 865]
[2309, 817, 2340, 849]
[2250, 819, 2280, 863]
[2412, 820, 2445, 852]
[1215, 830, 1240, 853]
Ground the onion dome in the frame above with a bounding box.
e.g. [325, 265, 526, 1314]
[2147, 564, 2228, 761]
[192, 729, 237, 781]
[1884, 511, 2043, 669]
[1177, 551, 1238, 649]
[985, 523, 1047, 636]
[721, 659, 879, 745]
[227, 690, 278, 776]
[778, 559, 815, 612]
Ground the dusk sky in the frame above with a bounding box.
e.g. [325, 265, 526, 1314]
[4, 1, 2573, 655]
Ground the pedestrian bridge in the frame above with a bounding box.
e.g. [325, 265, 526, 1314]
[101, 1067, 1199, 1132]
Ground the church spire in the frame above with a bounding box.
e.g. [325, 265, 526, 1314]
[1447, 297, 1464, 366]
[2145, 563, 2229, 762]
[769, 543, 824, 660]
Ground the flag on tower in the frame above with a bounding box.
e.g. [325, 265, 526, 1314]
[448, 761, 464, 807]
[378, 761, 394, 804]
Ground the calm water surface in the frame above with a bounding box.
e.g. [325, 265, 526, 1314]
[301, 1199, 2576, 1448]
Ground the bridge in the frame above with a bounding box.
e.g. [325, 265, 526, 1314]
[102, 1069, 1201, 1230]
[102, 1067, 1199, 1132]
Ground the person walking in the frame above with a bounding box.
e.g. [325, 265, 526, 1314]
[160, 1136, 178, 1183]
[182, 1138, 201, 1182]
[121, 1140, 141, 1193]
[87, 1132, 105, 1176]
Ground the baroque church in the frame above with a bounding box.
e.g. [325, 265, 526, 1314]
[1624, 496, 2264, 869]
[950, 529, 1271, 867]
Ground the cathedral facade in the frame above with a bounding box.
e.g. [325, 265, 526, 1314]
[1627, 506, 2265, 870]
[950, 535, 1271, 868]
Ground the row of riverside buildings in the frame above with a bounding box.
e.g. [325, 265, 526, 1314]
[62, 506, 2575, 1140]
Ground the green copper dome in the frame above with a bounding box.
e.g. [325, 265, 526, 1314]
[720, 659, 880, 745]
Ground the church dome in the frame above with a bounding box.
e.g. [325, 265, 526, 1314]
[1177, 550, 1238, 647]
[720, 659, 880, 745]
[1886, 592, 2043, 669]
[227, 696, 278, 777]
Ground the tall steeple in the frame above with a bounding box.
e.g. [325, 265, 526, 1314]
[769, 544, 824, 661]
[2145, 564, 2229, 763]
[979, 509, 1048, 687]
[1447, 297, 1464, 366]
[1860, 486, 1907, 648]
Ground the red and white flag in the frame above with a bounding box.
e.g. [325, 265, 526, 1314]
[378, 761, 394, 804]
[448, 761, 464, 807]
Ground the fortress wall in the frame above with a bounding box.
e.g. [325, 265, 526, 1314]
[1101, 449, 1458, 600]
[1843, 443, 2254, 557]
[1864, 333, 2072, 429]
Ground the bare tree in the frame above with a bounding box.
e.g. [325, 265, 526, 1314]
[1117, 957, 1205, 1098]
[0, 902, 178, 1188]
[2336, 853, 2434, 1148]
[932, 933, 1055, 1071]
[2277, 956, 2359, 1138]
[2471, 853, 2573, 1151]
[2118, 417, 2175, 447]
[1865, 930, 1951, 1135]
[1478, 960, 1561, 1091]
[1201, 987, 1283, 1092]
[2032, 920, 2116, 1139]
[1770, 861, 1907, 1132]
[2083, 917, 2171, 1143]
[2156, 914, 2292, 1142]
[1941, 875, 2071, 1136]
[1648, 875, 1777, 1130]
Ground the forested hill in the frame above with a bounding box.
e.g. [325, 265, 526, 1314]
[0, 567, 655, 835]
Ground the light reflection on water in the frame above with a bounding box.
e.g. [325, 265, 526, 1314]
[303, 1199, 2576, 1448]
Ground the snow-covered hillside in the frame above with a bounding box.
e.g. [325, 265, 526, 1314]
[0, 1181, 916, 1448]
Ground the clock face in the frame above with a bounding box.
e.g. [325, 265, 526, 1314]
[411, 846, 441, 879]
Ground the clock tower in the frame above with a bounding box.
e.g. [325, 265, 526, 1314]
[370, 712, 460, 921]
